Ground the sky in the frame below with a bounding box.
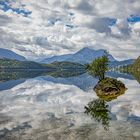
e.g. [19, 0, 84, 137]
[0, 0, 140, 61]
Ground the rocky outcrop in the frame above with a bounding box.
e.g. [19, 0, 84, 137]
[94, 77, 127, 101]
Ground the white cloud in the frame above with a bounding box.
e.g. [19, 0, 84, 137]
[131, 22, 140, 35]
[0, 0, 140, 60]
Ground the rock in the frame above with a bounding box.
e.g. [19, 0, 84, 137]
[94, 77, 127, 101]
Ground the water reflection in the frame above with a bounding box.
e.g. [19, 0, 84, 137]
[0, 72, 140, 139]
[85, 99, 110, 130]
[0, 70, 86, 91]
[0, 70, 138, 92]
[0, 70, 85, 82]
[85, 77, 127, 130]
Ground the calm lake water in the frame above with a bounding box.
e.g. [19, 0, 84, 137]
[0, 71, 140, 140]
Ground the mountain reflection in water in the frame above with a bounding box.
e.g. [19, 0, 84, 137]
[0, 70, 139, 92]
[0, 70, 140, 139]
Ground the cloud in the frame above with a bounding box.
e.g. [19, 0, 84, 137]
[0, 0, 31, 16]
[86, 17, 116, 33]
[0, 0, 140, 60]
[75, 0, 94, 14]
[32, 36, 50, 47]
[131, 22, 140, 35]
[0, 14, 12, 26]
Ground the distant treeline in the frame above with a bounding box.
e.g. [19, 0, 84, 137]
[116, 56, 140, 83]
[0, 58, 85, 70]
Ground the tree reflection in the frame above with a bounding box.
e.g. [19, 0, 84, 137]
[85, 80, 126, 130]
[85, 99, 110, 130]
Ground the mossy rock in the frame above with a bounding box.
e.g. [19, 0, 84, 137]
[94, 77, 127, 101]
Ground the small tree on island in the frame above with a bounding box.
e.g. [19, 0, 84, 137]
[87, 51, 109, 81]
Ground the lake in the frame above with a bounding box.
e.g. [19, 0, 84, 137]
[0, 71, 140, 140]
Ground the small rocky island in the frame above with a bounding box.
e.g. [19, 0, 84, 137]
[86, 53, 128, 130]
[94, 77, 127, 101]
[87, 53, 127, 101]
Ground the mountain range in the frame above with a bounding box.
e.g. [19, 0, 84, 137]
[0, 48, 26, 61]
[41, 47, 135, 67]
[41, 47, 115, 64]
[120, 56, 140, 83]
[0, 71, 135, 92]
[0, 58, 85, 71]
[0, 47, 135, 68]
[109, 59, 135, 68]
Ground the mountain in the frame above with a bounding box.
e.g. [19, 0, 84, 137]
[0, 48, 26, 61]
[0, 58, 47, 69]
[110, 59, 135, 68]
[129, 56, 140, 83]
[0, 47, 135, 70]
[41, 54, 72, 64]
[41, 47, 115, 64]
[41, 47, 136, 68]
[0, 58, 85, 71]
[132, 56, 140, 70]
[45, 61, 85, 70]
[116, 56, 140, 83]
[66, 47, 115, 63]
